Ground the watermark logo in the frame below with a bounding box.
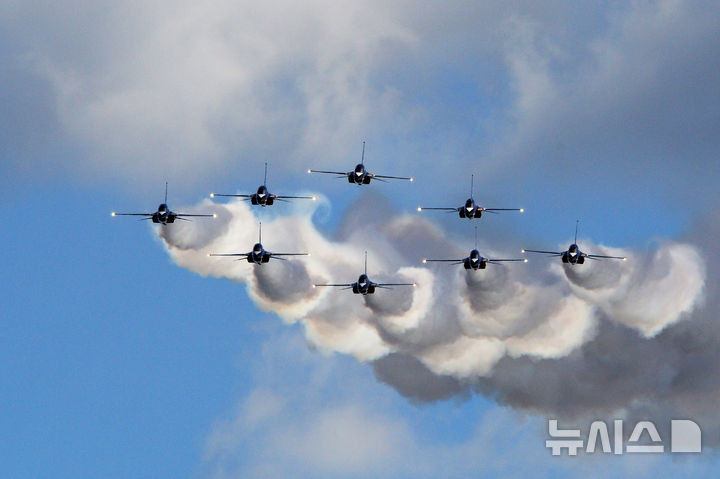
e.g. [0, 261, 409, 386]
[546, 419, 701, 456]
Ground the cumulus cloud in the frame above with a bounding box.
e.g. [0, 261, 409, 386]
[204, 330, 716, 478]
[5, 0, 716, 212]
[2, 0, 420, 186]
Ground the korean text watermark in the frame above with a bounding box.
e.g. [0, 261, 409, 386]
[546, 419, 702, 456]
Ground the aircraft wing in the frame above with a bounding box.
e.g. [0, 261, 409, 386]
[208, 252, 251, 257]
[486, 258, 527, 264]
[483, 208, 524, 213]
[308, 169, 348, 176]
[373, 174, 413, 181]
[269, 252, 309, 261]
[176, 213, 216, 219]
[313, 283, 354, 287]
[275, 195, 316, 200]
[210, 193, 251, 198]
[586, 253, 627, 260]
[422, 258, 464, 264]
[376, 282, 415, 288]
[111, 212, 153, 217]
[522, 249, 563, 255]
[417, 206, 458, 211]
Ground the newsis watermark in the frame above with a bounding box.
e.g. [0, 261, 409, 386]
[546, 419, 702, 456]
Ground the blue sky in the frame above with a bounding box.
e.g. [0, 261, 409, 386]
[2, 1, 720, 478]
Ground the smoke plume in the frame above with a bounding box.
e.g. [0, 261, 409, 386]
[158, 194, 713, 440]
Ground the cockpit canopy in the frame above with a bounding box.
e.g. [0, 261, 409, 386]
[253, 243, 263, 253]
[158, 203, 168, 213]
[568, 244, 579, 254]
[358, 274, 369, 285]
[465, 198, 475, 210]
[470, 249, 480, 261]
[257, 185, 268, 197]
[354, 164, 365, 176]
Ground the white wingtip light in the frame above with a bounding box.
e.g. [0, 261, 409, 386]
[312, 195, 317, 201]
[213, 213, 217, 218]
[520, 208, 525, 213]
[623, 257, 628, 261]
[413, 282, 417, 287]
[422, 259, 428, 264]
[210, 192, 215, 198]
[307, 252, 312, 257]
[207, 253, 211, 257]
[111, 212, 116, 216]
[521, 249, 526, 253]
[312, 284, 317, 288]
[410, 177, 414, 182]
[417, 206, 422, 212]
[523, 258, 529, 263]
[307, 169, 312, 174]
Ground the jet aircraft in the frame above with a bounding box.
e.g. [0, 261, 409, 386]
[210, 162, 316, 206]
[418, 174, 523, 219]
[522, 220, 627, 265]
[208, 222, 308, 264]
[308, 141, 413, 185]
[313, 252, 415, 294]
[112, 182, 216, 224]
[423, 227, 527, 270]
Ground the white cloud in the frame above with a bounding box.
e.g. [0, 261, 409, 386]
[9, 0, 418, 184]
[202, 330, 720, 478]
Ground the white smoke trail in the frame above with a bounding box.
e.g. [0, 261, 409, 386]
[562, 243, 705, 337]
[158, 196, 706, 384]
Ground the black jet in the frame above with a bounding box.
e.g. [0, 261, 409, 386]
[522, 220, 627, 265]
[423, 227, 527, 270]
[418, 174, 523, 219]
[210, 162, 316, 206]
[208, 222, 308, 264]
[112, 182, 215, 225]
[308, 141, 413, 185]
[313, 251, 415, 295]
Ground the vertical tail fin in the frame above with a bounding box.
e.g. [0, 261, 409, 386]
[470, 174, 474, 198]
[165, 182, 168, 204]
[264, 162, 268, 186]
[575, 219, 579, 244]
[364, 250, 368, 275]
[361, 141, 366, 165]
